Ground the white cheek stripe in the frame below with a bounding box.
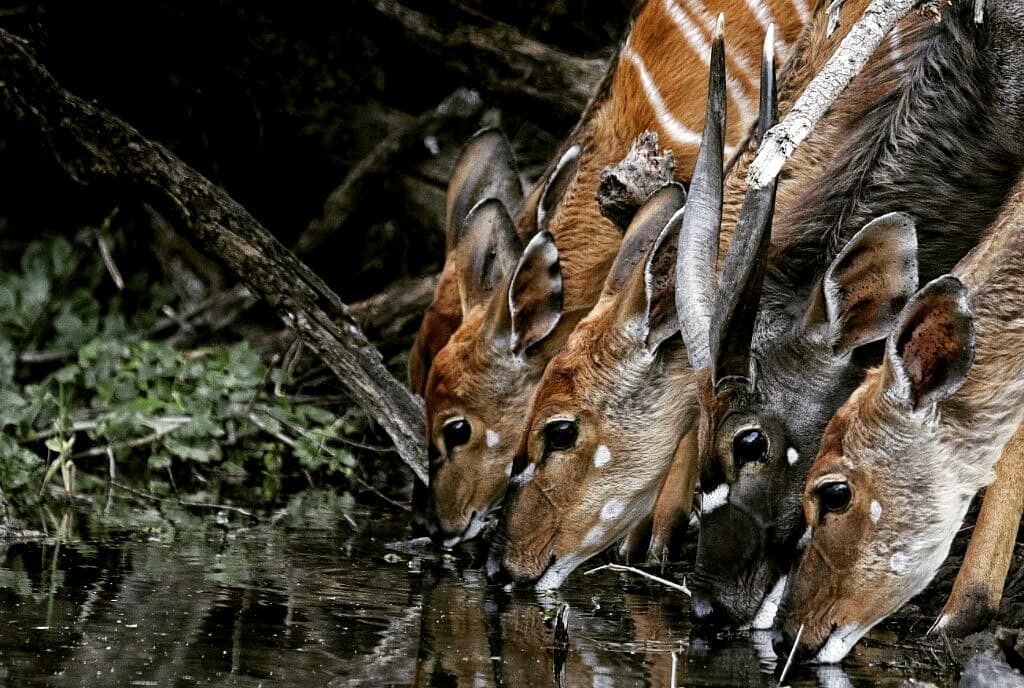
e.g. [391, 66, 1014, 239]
[486, 429, 500, 448]
[797, 526, 812, 550]
[594, 445, 612, 468]
[701, 483, 729, 514]
[870, 500, 883, 524]
[512, 462, 536, 486]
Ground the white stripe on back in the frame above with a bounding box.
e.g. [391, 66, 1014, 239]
[661, 0, 756, 126]
[742, 0, 789, 53]
[789, 0, 811, 26]
[681, 0, 759, 88]
[622, 44, 703, 147]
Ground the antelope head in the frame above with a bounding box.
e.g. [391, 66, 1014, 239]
[493, 182, 689, 591]
[775, 275, 977, 663]
[423, 148, 582, 547]
[676, 25, 920, 626]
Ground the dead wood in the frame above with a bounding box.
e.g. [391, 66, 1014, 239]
[597, 131, 676, 230]
[0, 29, 428, 484]
[368, 0, 607, 116]
[298, 87, 485, 256]
[747, 0, 932, 188]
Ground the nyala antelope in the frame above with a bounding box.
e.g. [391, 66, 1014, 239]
[677, 0, 1024, 629]
[416, 0, 807, 546]
[776, 176, 1024, 663]
[489, 0, 923, 588]
[493, 25, 774, 590]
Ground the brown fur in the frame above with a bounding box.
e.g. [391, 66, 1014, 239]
[418, 0, 807, 545]
[781, 177, 1024, 660]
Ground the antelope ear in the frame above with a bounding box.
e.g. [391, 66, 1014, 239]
[536, 145, 582, 232]
[507, 232, 563, 356]
[806, 212, 919, 354]
[883, 275, 975, 411]
[446, 129, 524, 253]
[616, 208, 684, 353]
[602, 183, 687, 297]
[455, 199, 523, 315]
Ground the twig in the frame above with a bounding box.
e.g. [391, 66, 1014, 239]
[298, 89, 483, 256]
[747, 0, 920, 188]
[583, 563, 691, 596]
[111, 480, 258, 520]
[352, 474, 411, 512]
[94, 208, 124, 290]
[69, 423, 186, 459]
[0, 28, 429, 484]
[778, 623, 803, 684]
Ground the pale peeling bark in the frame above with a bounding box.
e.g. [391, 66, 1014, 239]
[0, 29, 429, 484]
[747, 0, 921, 189]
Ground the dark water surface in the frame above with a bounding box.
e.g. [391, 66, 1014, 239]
[0, 499, 956, 687]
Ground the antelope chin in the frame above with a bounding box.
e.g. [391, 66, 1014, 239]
[441, 509, 492, 549]
[745, 575, 787, 630]
[534, 552, 589, 593]
[814, 623, 864, 664]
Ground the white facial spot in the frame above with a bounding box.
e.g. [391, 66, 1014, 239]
[486, 429, 500, 448]
[870, 500, 883, 524]
[581, 525, 605, 549]
[797, 526, 813, 551]
[890, 550, 911, 575]
[512, 462, 536, 486]
[749, 575, 787, 630]
[787, 447, 799, 465]
[593, 445, 612, 468]
[600, 499, 626, 522]
[701, 483, 729, 514]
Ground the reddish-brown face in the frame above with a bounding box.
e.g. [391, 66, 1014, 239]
[775, 378, 973, 663]
[496, 309, 694, 591]
[424, 311, 548, 547]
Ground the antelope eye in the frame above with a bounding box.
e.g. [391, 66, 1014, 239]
[442, 418, 472, 453]
[818, 481, 852, 514]
[543, 419, 578, 453]
[732, 428, 769, 467]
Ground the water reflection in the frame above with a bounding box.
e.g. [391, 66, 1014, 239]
[0, 503, 952, 687]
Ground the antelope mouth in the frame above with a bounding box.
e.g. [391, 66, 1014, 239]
[745, 574, 788, 630]
[534, 553, 586, 593]
[441, 508, 494, 549]
[811, 623, 864, 664]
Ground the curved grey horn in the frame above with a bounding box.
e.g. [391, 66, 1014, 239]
[676, 14, 726, 373]
[711, 25, 778, 388]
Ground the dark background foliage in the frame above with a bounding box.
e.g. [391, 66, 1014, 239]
[0, 0, 632, 517]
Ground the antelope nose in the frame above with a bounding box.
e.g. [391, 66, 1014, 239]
[690, 589, 731, 628]
[772, 626, 812, 663]
[486, 548, 511, 584]
[430, 510, 477, 548]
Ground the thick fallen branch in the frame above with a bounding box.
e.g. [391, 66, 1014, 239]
[297, 88, 484, 256]
[369, 0, 606, 116]
[747, 0, 923, 188]
[0, 29, 428, 484]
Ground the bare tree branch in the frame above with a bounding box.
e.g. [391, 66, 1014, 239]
[0, 28, 428, 484]
[297, 87, 484, 256]
[747, 0, 924, 188]
[368, 0, 607, 116]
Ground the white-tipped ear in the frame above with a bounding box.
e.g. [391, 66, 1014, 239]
[884, 275, 974, 410]
[536, 145, 581, 232]
[454, 199, 523, 316]
[507, 232, 563, 356]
